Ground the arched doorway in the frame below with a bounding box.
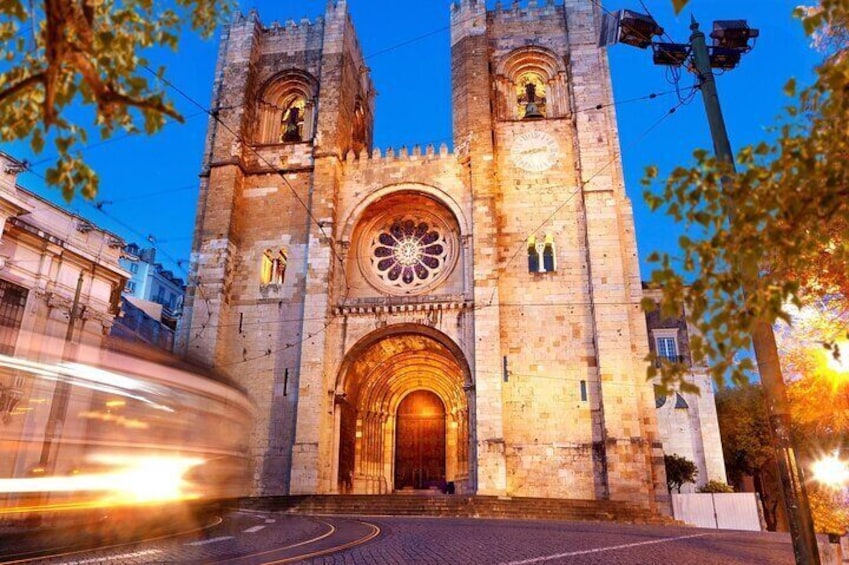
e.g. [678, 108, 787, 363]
[394, 390, 446, 490]
[334, 328, 471, 494]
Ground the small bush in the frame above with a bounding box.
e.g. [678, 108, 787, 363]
[665, 454, 698, 493]
[698, 480, 734, 493]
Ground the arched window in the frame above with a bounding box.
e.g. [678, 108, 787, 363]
[516, 73, 547, 119]
[528, 234, 556, 273]
[542, 234, 556, 272]
[495, 47, 568, 121]
[256, 71, 317, 144]
[527, 236, 540, 273]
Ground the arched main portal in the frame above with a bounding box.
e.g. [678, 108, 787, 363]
[335, 329, 471, 494]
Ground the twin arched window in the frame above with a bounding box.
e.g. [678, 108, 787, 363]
[528, 234, 556, 273]
[257, 72, 317, 144]
[261, 248, 287, 285]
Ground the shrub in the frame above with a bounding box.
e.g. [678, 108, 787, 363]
[698, 480, 735, 493]
[665, 453, 698, 493]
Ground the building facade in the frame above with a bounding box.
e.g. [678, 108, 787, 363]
[119, 244, 184, 324]
[0, 152, 127, 424]
[181, 0, 669, 512]
[644, 287, 728, 493]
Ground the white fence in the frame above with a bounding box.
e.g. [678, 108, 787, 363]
[671, 493, 762, 531]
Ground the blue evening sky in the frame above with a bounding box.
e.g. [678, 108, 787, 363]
[10, 1, 822, 282]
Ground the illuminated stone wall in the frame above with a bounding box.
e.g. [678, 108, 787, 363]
[183, 0, 671, 513]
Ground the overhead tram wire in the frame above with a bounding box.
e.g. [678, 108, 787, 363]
[7, 6, 498, 360]
[637, 0, 679, 46]
[487, 97, 690, 307]
[16, 165, 195, 290]
[143, 10, 702, 370]
[9, 7, 696, 340]
[43, 188, 212, 337]
[102, 183, 197, 205]
[26, 110, 208, 168]
[45, 5, 690, 367]
[140, 66, 353, 300]
[139, 28, 367, 351]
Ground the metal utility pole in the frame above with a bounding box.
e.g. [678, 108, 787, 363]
[689, 18, 821, 565]
[39, 270, 84, 472]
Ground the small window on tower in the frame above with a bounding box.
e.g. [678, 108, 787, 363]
[527, 236, 540, 273]
[542, 234, 556, 272]
[528, 234, 556, 274]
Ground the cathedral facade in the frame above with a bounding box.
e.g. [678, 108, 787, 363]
[181, 0, 669, 513]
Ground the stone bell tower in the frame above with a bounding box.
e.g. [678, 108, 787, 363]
[181, 1, 375, 494]
[451, 0, 668, 509]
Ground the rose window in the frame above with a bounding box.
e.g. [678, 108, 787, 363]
[369, 218, 450, 291]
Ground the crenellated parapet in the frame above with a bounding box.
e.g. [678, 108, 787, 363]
[490, 0, 560, 18]
[257, 16, 325, 59]
[450, 0, 486, 46]
[263, 17, 324, 36]
[343, 143, 454, 169]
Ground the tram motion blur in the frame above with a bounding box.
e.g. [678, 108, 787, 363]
[0, 334, 253, 531]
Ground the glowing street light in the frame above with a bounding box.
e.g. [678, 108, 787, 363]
[812, 452, 849, 489]
[824, 340, 849, 375]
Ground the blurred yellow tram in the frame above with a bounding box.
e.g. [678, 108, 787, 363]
[0, 335, 253, 529]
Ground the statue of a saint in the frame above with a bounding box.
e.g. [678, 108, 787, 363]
[282, 106, 302, 142]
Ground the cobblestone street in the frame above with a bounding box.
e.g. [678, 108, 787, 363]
[2, 510, 799, 564]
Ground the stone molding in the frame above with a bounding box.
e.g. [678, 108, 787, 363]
[334, 297, 473, 316]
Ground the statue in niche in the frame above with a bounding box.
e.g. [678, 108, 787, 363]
[272, 250, 287, 285]
[351, 104, 366, 153]
[282, 105, 302, 142]
[260, 248, 287, 286]
[260, 249, 274, 284]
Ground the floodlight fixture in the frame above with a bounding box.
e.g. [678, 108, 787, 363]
[619, 10, 664, 49]
[709, 46, 742, 70]
[710, 20, 759, 51]
[652, 42, 690, 66]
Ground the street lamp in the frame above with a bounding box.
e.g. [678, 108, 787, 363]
[824, 340, 849, 375]
[600, 8, 820, 565]
[812, 452, 849, 489]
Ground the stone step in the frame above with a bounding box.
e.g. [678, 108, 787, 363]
[239, 495, 673, 525]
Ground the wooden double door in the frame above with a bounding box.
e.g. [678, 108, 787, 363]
[394, 390, 445, 490]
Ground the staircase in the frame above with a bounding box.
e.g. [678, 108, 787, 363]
[239, 495, 675, 525]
